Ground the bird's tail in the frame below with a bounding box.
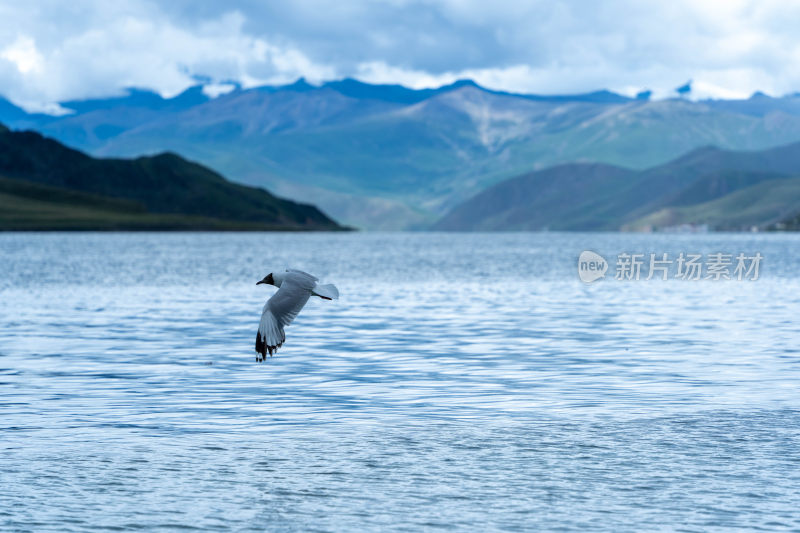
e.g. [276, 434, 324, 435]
[312, 283, 339, 300]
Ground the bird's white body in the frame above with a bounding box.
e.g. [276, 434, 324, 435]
[255, 269, 338, 361]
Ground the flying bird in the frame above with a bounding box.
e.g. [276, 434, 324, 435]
[255, 269, 339, 361]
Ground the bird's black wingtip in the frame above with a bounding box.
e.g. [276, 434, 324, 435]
[255, 331, 266, 362]
[255, 332, 284, 363]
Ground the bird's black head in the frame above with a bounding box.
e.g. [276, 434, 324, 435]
[256, 273, 275, 286]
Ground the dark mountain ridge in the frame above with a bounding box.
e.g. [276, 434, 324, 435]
[0, 125, 344, 231]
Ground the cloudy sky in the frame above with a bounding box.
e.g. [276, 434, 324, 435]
[1, 0, 799, 111]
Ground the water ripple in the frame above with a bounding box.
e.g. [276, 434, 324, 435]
[1, 232, 799, 531]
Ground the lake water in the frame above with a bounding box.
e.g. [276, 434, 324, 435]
[2, 232, 799, 532]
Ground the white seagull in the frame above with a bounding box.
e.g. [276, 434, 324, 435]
[255, 269, 339, 361]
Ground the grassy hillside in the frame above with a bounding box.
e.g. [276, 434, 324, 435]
[435, 163, 635, 230]
[0, 176, 318, 230]
[435, 141, 800, 231]
[105, 89, 800, 229]
[8, 80, 800, 229]
[0, 126, 344, 231]
[624, 178, 800, 231]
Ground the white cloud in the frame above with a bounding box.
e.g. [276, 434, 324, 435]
[2, 0, 800, 111]
[1, 36, 44, 74]
[0, 3, 334, 110]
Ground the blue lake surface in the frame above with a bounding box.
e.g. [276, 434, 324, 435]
[1, 232, 799, 531]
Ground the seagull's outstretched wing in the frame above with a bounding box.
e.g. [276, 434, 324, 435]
[255, 271, 315, 360]
[256, 307, 285, 360]
[270, 271, 315, 327]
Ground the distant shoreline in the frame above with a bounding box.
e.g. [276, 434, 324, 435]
[0, 225, 356, 232]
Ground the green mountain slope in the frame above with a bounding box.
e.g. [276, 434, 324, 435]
[107, 90, 800, 230]
[624, 178, 800, 231]
[606, 143, 800, 222]
[0, 125, 344, 231]
[0, 176, 290, 230]
[435, 141, 800, 231]
[8, 81, 800, 229]
[434, 163, 635, 230]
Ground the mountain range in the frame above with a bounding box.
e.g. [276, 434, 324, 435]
[434, 141, 800, 231]
[4, 78, 800, 229]
[0, 124, 343, 231]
